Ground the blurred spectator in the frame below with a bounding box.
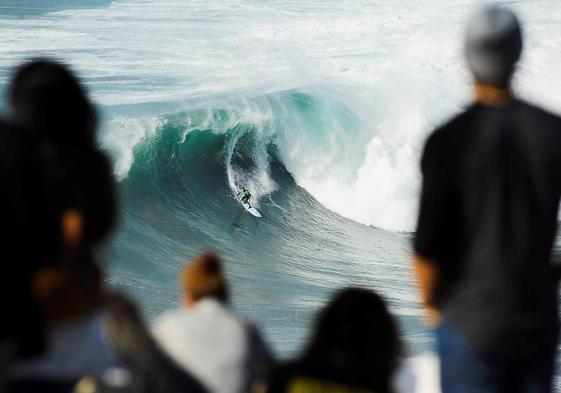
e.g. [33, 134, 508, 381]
[152, 252, 274, 393]
[5, 59, 117, 392]
[266, 287, 402, 393]
[4, 58, 206, 393]
[413, 6, 561, 393]
[8, 58, 116, 245]
[75, 293, 209, 393]
[0, 118, 60, 390]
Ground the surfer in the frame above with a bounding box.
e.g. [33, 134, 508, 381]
[235, 187, 261, 218]
[237, 187, 252, 206]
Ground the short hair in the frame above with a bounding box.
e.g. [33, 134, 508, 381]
[9, 58, 97, 148]
[181, 252, 229, 303]
[464, 6, 522, 87]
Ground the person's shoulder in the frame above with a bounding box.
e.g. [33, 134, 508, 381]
[428, 104, 478, 145]
[421, 106, 473, 162]
[153, 308, 188, 329]
[516, 99, 561, 125]
[219, 305, 252, 334]
[516, 100, 561, 149]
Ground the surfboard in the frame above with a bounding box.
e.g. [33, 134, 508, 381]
[242, 201, 261, 218]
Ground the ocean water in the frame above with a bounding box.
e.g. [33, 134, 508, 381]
[1, 0, 561, 384]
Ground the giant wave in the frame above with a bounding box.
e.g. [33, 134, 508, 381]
[106, 89, 427, 355]
[107, 89, 424, 232]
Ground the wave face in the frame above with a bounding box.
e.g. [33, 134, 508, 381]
[107, 90, 422, 232]
[106, 91, 427, 355]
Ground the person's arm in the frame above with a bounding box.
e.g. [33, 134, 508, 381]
[413, 133, 449, 327]
[413, 254, 441, 326]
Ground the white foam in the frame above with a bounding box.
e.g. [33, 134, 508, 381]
[2, 0, 560, 231]
[101, 116, 162, 180]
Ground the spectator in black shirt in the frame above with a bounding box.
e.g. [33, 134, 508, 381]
[413, 6, 561, 393]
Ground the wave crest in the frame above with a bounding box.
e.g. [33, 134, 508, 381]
[104, 89, 425, 231]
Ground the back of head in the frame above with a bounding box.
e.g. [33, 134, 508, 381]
[465, 6, 522, 87]
[8, 58, 116, 247]
[9, 58, 97, 148]
[182, 252, 229, 303]
[302, 288, 401, 392]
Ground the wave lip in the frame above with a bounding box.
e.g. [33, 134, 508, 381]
[107, 88, 426, 232]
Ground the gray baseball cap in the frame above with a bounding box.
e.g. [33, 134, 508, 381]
[465, 6, 522, 87]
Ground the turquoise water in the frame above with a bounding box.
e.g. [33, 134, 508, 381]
[105, 96, 429, 356]
[1, 0, 561, 382]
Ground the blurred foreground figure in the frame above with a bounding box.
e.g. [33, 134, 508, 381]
[5, 59, 206, 393]
[153, 252, 274, 393]
[266, 288, 401, 393]
[0, 118, 60, 389]
[413, 6, 561, 393]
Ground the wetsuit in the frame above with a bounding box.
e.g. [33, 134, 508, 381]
[238, 189, 251, 205]
[241, 190, 251, 204]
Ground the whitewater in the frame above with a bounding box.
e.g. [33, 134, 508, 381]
[1, 0, 560, 230]
[1, 0, 561, 386]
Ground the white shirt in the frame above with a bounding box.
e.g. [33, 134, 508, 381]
[152, 299, 252, 393]
[393, 352, 441, 393]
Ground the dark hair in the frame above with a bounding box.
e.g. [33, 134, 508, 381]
[8, 58, 116, 247]
[9, 58, 97, 148]
[302, 288, 402, 392]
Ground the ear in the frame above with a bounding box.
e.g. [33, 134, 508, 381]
[62, 209, 84, 249]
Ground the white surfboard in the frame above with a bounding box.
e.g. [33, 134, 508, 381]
[242, 201, 261, 218]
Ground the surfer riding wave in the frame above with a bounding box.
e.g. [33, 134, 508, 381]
[236, 187, 252, 207]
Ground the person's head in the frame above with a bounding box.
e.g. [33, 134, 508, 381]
[181, 252, 229, 307]
[8, 57, 116, 248]
[302, 287, 401, 392]
[465, 6, 522, 89]
[9, 58, 97, 148]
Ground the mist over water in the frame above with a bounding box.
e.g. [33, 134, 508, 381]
[1, 0, 561, 376]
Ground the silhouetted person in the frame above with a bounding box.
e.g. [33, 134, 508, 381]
[5, 58, 207, 393]
[8, 58, 116, 245]
[266, 288, 402, 393]
[0, 58, 103, 388]
[0, 118, 61, 390]
[413, 6, 561, 393]
[153, 252, 274, 393]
